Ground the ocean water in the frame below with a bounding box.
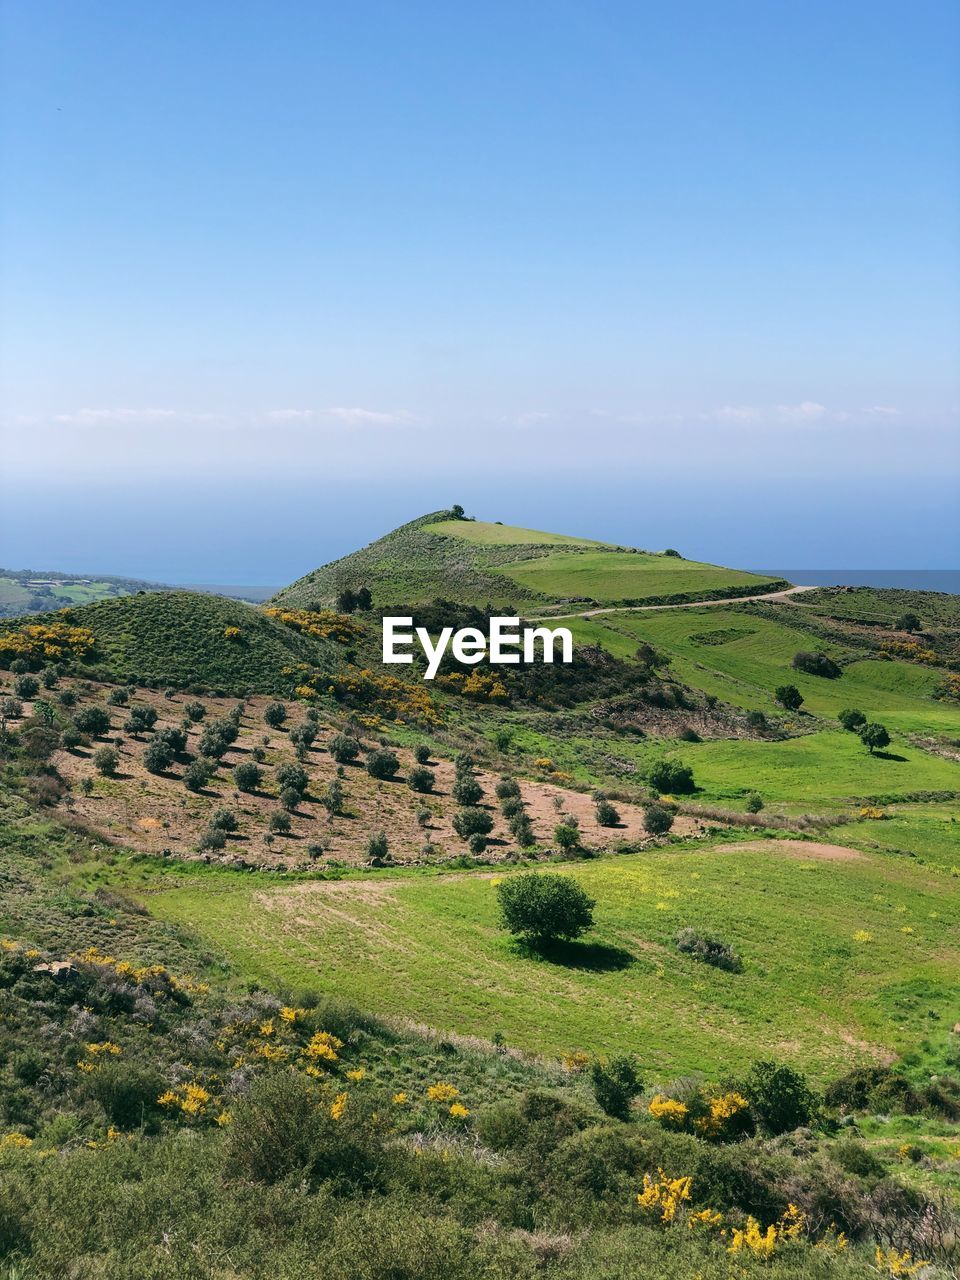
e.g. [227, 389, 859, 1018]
[758, 570, 960, 595]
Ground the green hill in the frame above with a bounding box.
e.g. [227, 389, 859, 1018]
[272, 509, 788, 611]
[4, 591, 341, 694]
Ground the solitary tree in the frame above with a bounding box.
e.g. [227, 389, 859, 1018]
[75, 706, 112, 738]
[496, 873, 595, 948]
[143, 740, 174, 774]
[365, 748, 400, 780]
[774, 685, 804, 712]
[859, 722, 890, 755]
[328, 733, 361, 765]
[896, 612, 921, 633]
[93, 746, 119, 776]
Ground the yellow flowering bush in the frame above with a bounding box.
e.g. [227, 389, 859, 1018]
[329, 1092, 348, 1121]
[158, 1082, 215, 1119]
[874, 1247, 928, 1277]
[0, 1133, 33, 1150]
[648, 1095, 689, 1129]
[635, 1169, 692, 1222]
[449, 1103, 470, 1119]
[302, 1030, 343, 1065]
[426, 1082, 459, 1103]
[346, 1068, 365, 1082]
[728, 1204, 805, 1257]
[694, 1091, 750, 1140]
[0, 620, 94, 663]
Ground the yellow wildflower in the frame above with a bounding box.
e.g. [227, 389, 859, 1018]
[648, 1095, 689, 1128]
[426, 1082, 459, 1103]
[392, 1092, 408, 1105]
[346, 1068, 365, 1082]
[449, 1103, 470, 1119]
[330, 1092, 347, 1121]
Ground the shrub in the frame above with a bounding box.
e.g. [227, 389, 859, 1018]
[321, 779, 345, 814]
[184, 700, 206, 722]
[407, 765, 435, 794]
[467, 832, 488, 855]
[366, 748, 400, 780]
[106, 686, 128, 706]
[264, 702, 287, 728]
[675, 927, 742, 972]
[859, 722, 890, 754]
[496, 872, 595, 946]
[143, 739, 174, 774]
[155, 725, 188, 754]
[746, 709, 766, 729]
[269, 810, 291, 834]
[367, 831, 389, 864]
[276, 762, 309, 797]
[896, 611, 921, 632]
[233, 761, 262, 792]
[74, 706, 111, 737]
[183, 759, 213, 792]
[280, 786, 301, 812]
[12, 674, 39, 699]
[774, 685, 803, 711]
[40, 666, 59, 689]
[743, 1060, 817, 1135]
[452, 774, 483, 806]
[745, 792, 764, 813]
[554, 821, 580, 851]
[209, 806, 238, 833]
[413, 743, 431, 765]
[648, 759, 695, 794]
[643, 805, 674, 836]
[198, 826, 227, 851]
[590, 1056, 642, 1119]
[59, 723, 82, 750]
[792, 651, 841, 679]
[595, 798, 620, 827]
[500, 795, 524, 820]
[85, 1061, 165, 1131]
[0, 696, 23, 722]
[225, 1069, 380, 1189]
[289, 723, 316, 756]
[57, 688, 77, 708]
[125, 705, 158, 735]
[198, 724, 232, 758]
[92, 746, 119, 777]
[328, 733, 361, 764]
[679, 726, 701, 742]
[838, 708, 867, 732]
[495, 777, 521, 801]
[509, 813, 535, 846]
[453, 807, 493, 840]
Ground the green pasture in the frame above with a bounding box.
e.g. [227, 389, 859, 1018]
[145, 835, 960, 1081]
[500, 551, 777, 604]
[569, 607, 960, 736]
[429, 519, 606, 547]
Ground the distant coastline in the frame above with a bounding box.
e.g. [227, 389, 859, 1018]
[757, 569, 960, 595]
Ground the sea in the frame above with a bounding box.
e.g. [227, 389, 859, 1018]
[757, 570, 960, 595]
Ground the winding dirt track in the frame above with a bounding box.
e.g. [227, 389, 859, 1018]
[527, 583, 818, 623]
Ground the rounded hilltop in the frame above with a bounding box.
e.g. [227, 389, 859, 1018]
[271, 507, 788, 613]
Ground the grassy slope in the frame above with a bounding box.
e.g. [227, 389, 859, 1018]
[569, 607, 960, 735]
[0, 568, 162, 618]
[273, 511, 787, 611]
[19, 591, 341, 693]
[145, 834, 960, 1080]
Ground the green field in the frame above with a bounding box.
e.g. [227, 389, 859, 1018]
[569, 606, 960, 736]
[145, 835, 960, 1081]
[0, 568, 162, 618]
[502, 551, 780, 605]
[429, 518, 606, 546]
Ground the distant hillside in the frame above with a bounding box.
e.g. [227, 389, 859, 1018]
[4, 591, 342, 694]
[272, 509, 788, 612]
[0, 567, 165, 618]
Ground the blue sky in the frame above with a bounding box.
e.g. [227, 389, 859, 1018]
[1, 0, 958, 582]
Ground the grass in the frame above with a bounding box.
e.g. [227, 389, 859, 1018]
[0, 567, 161, 618]
[568, 606, 960, 736]
[428, 518, 607, 546]
[144, 832, 960, 1081]
[502, 551, 782, 605]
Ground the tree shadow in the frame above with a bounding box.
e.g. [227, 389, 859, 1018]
[519, 938, 634, 972]
[872, 751, 908, 762]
